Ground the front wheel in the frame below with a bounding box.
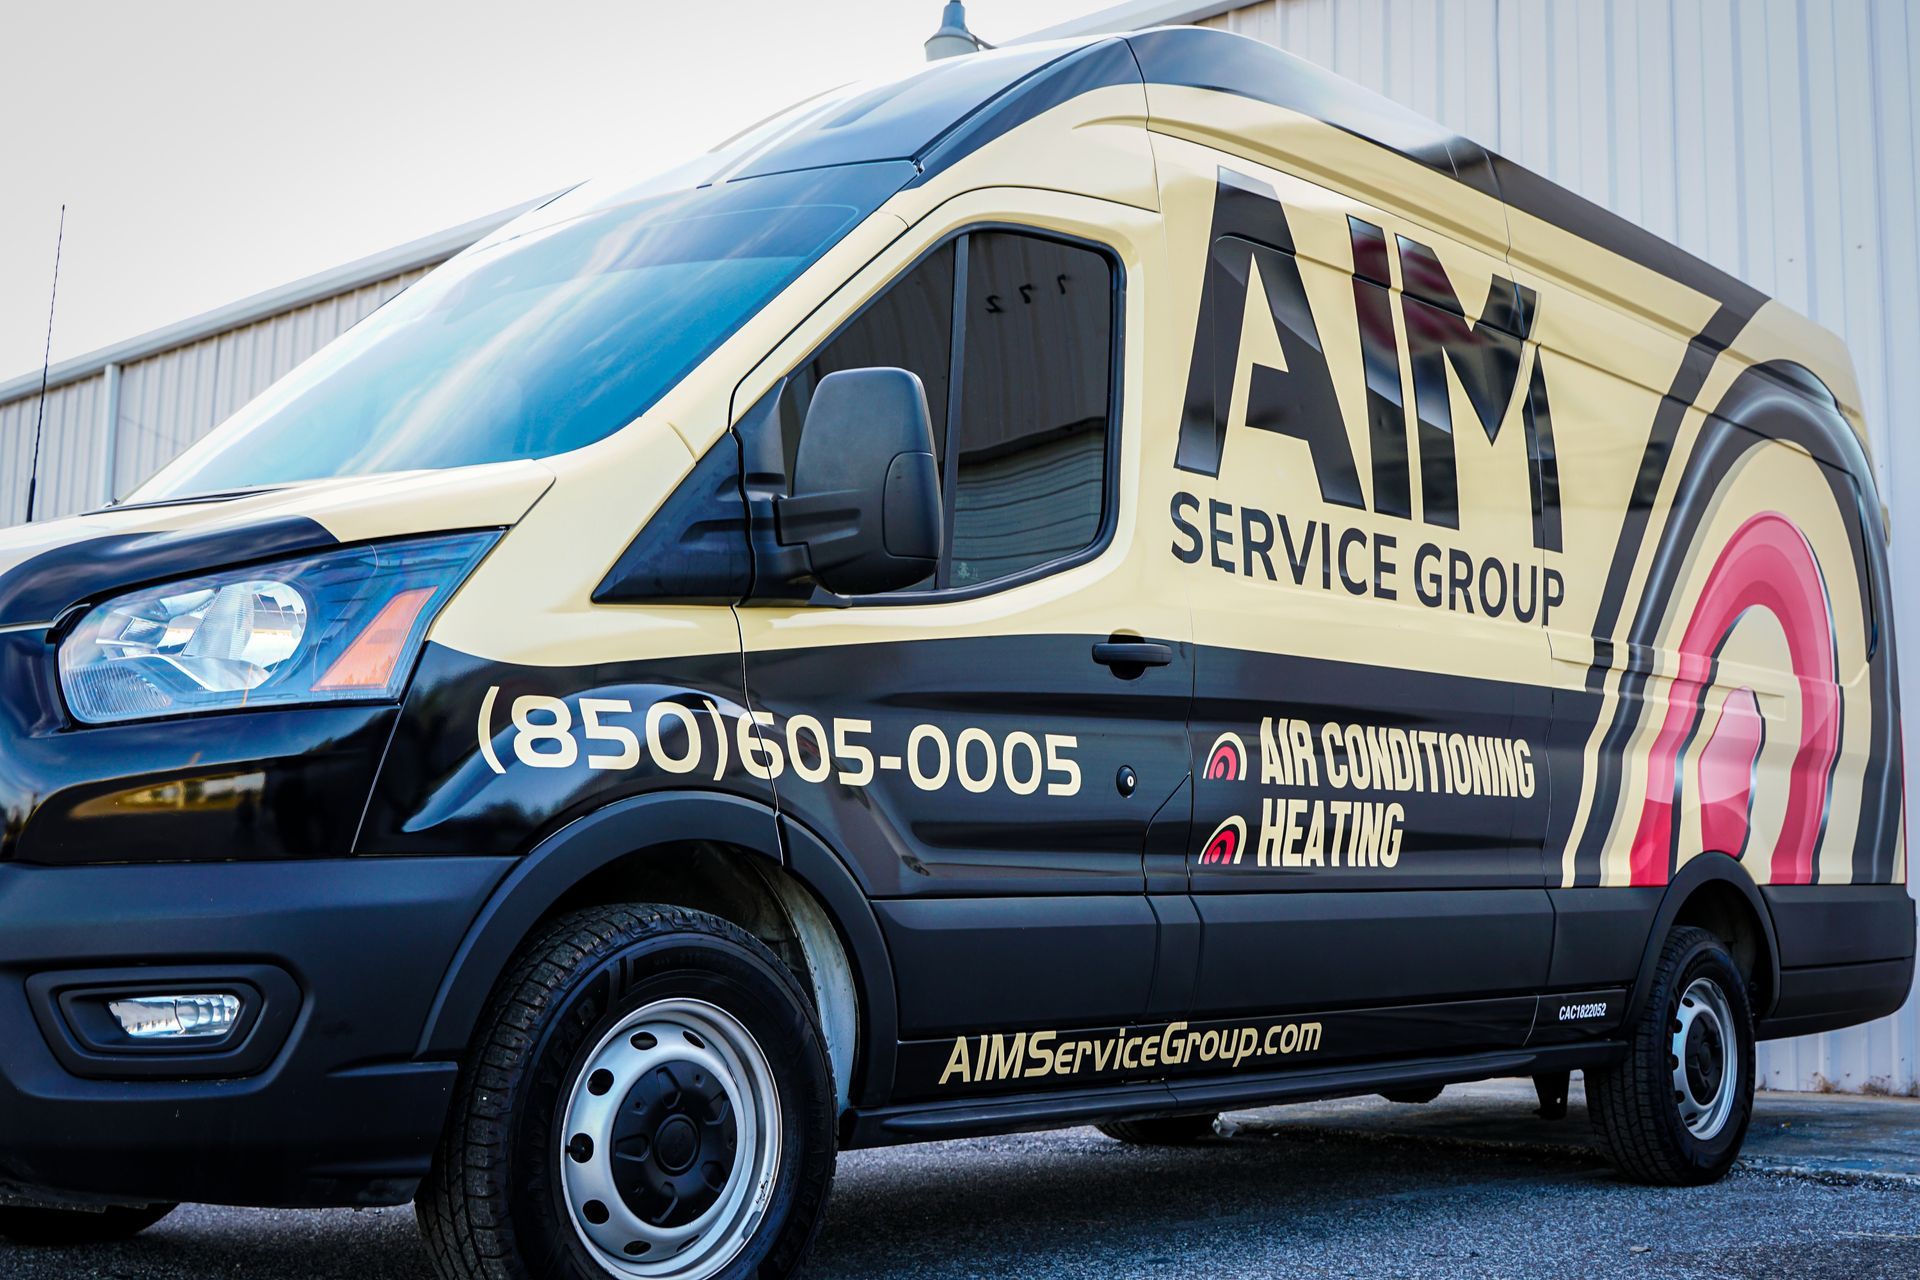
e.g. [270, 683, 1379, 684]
[418, 905, 836, 1280]
[0, 1203, 174, 1245]
[1587, 926, 1755, 1186]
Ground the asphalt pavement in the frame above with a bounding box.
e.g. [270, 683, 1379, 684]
[7, 1080, 1920, 1279]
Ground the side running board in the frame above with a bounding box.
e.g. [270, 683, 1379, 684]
[842, 1041, 1623, 1149]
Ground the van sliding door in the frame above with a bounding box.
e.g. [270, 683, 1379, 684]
[1157, 138, 1556, 1062]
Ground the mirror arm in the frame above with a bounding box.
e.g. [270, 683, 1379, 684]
[730, 377, 843, 606]
[743, 491, 843, 606]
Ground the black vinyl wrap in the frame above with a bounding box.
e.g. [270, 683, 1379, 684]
[0, 514, 337, 629]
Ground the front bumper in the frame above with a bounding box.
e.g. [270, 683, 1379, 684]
[0, 855, 506, 1208]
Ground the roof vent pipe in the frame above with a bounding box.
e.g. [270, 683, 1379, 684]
[925, 2, 990, 60]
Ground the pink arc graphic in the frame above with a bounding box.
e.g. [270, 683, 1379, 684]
[1628, 512, 1840, 886]
[1205, 733, 1247, 781]
[1201, 816, 1246, 865]
[1697, 688, 1766, 859]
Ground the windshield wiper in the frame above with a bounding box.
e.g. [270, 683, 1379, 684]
[94, 485, 293, 514]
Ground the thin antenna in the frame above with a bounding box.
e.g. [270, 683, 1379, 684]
[25, 204, 67, 525]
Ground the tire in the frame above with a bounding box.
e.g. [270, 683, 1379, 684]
[417, 905, 836, 1280]
[0, 1203, 175, 1246]
[1587, 925, 1755, 1186]
[1096, 1114, 1220, 1145]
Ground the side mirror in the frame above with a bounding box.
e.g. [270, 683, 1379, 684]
[776, 368, 942, 595]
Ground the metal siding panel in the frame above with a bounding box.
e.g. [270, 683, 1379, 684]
[1572, 0, 1611, 208]
[1390, 0, 1435, 124]
[1493, 0, 1524, 162]
[110, 363, 149, 495]
[0, 379, 99, 523]
[1870, 0, 1920, 1092]
[1832, 0, 1887, 486]
[1695, 0, 1744, 284]
[1765, 0, 1813, 309]
[1670, 0, 1710, 261]
[44, 378, 101, 520]
[1635, 0, 1679, 244]
[1511, 0, 1554, 177]
[0, 260, 451, 518]
[1801, 0, 1847, 332]
[1732, 0, 1775, 290]
[1606, 0, 1641, 229]
[1294, 0, 1337, 72]
[0, 399, 28, 526]
[1874, 0, 1920, 497]
[1451, 0, 1497, 143]
[211, 329, 248, 426]
[1327, 0, 1363, 85]
[1544, 2, 1578, 196]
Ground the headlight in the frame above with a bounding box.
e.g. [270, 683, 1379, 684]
[58, 532, 496, 725]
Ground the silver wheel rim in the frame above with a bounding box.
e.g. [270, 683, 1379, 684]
[1670, 976, 1738, 1140]
[559, 998, 782, 1279]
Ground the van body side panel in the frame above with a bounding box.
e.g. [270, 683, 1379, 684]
[1516, 250, 1905, 960]
[359, 642, 773, 858]
[1149, 129, 1559, 1038]
[742, 631, 1189, 1034]
[875, 896, 1160, 1039]
[731, 635, 1188, 899]
[1759, 884, 1916, 1038]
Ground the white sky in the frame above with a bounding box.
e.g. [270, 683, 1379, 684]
[0, 0, 1109, 381]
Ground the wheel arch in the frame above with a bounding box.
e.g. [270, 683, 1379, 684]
[1626, 853, 1782, 1025]
[414, 791, 898, 1114]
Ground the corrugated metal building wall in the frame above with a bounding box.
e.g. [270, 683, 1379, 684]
[0, 263, 446, 525]
[2, 0, 1915, 1091]
[106, 268, 438, 499]
[0, 200, 534, 524]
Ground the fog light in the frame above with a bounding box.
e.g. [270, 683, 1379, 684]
[106, 994, 241, 1041]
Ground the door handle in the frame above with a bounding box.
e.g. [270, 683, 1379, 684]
[1092, 641, 1174, 670]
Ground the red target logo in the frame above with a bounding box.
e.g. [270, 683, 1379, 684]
[1628, 511, 1837, 886]
[1200, 815, 1248, 865]
[1204, 732, 1247, 781]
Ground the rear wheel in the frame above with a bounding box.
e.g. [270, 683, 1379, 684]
[1588, 926, 1754, 1185]
[417, 905, 836, 1280]
[1096, 1114, 1220, 1146]
[0, 1203, 174, 1246]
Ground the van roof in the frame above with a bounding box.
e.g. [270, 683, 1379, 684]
[507, 27, 1764, 322]
[710, 25, 1765, 319]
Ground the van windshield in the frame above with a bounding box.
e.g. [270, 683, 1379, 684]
[135, 164, 903, 501]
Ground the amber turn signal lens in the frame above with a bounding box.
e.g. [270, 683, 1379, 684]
[313, 587, 436, 692]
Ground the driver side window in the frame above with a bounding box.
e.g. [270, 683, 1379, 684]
[781, 229, 1117, 593]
